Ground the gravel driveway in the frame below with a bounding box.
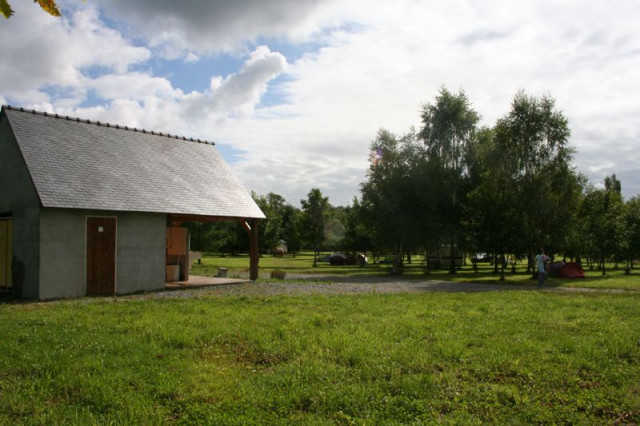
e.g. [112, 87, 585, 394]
[136, 274, 629, 300]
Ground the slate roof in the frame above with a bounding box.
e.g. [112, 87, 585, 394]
[1, 106, 265, 219]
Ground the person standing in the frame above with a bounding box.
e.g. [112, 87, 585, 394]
[535, 248, 549, 288]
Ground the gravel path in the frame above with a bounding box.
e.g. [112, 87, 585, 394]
[129, 274, 636, 300]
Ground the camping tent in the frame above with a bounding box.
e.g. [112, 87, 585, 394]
[549, 262, 585, 279]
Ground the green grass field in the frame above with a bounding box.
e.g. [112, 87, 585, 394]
[192, 251, 640, 291]
[0, 290, 639, 424]
[1, 253, 638, 423]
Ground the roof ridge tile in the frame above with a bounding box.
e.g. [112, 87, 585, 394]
[1, 104, 215, 145]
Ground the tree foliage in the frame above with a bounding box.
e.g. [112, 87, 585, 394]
[623, 196, 640, 273]
[360, 129, 434, 272]
[579, 180, 626, 274]
[342, 197, 374, 257]
[300, 188, 331, 267]
[356, 88, 589, 276]
[466, 127, 521, 279]
[419, 88, 480, 273]
[1, 0, 61, 19]
[420, 87, 479, 173]
[489, 91, 579, 269]
[253, 192, 286, 253]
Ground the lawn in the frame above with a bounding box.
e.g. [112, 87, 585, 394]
[0, 291, 638, 424]
[192, 251, 640, 291]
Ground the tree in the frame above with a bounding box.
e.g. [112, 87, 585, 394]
[184, 221, 247, 255]
[280, 203, 303, 255]
[253, 192, 285, 254]
[579, 179, 625, 275]
[300, 188, 330, 267]
[360, 129, 434, 273]
[559, 173, 590, 262]
[605, 174, 622, 194]
[324, 206, 347, 252]
[601, 174, 626, 272]
[492, 91, 578, 272]
[419, 87, 480, 273]
[466, 128, 521, 280]
[342, 197, 374, 257]
[1, 0, 61, 19]
[185, 221, 214, 252]
[623, 196, 640, 274]
[252, 192, 304, 256]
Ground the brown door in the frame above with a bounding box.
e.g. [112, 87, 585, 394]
[86, 217, 116, 295]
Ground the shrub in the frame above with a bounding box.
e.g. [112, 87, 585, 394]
[270, 269, 287, 279]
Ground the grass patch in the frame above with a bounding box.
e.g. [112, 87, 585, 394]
[191, 252, 386, 278]
[192, 252, 640, 291]
[0, 291, 639, 423]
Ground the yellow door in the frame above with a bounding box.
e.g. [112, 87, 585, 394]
[0, 219, 11, 288]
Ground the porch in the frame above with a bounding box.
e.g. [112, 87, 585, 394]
[165, 274, 251, 290]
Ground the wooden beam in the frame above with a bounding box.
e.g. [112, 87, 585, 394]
[239, 219, 252, 233]
[247, 218, 260, 280]
[167, 214, 261, 225]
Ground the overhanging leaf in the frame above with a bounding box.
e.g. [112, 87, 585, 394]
[0, 0, 14, 19]
[34, 0, 61, 17]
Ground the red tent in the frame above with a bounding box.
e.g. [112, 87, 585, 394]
[556, 262, 585, 278]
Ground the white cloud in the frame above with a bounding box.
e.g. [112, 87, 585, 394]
[34, 45, 287, 141]
[588, 162, 616, 173]
[90, 0, 344, 56]
[0, 2, 149, 103]
[182, 46, 288, 120]
[90, 73, 182, 101]
[241, 0, 640, 203]
[185, 52, 200, 63]
[65, 7, 150, 73]
[3, 0, 640, 205]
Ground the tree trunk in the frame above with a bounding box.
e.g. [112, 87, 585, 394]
[449, 237, 457, 274]
[530, 253, 537, 280]
[392, 241, 404, 275]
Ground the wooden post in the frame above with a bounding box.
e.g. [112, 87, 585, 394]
[241, 219, 260, 281]
[250, 219, 260, 280]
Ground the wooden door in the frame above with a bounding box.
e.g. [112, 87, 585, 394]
[86, 217, 116, 295]
[166, 227, 189, 281]
[0, 219, 11, 288]
[166, 227, 188, 255]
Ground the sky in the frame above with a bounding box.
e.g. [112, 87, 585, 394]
[1, 0, 639, 206]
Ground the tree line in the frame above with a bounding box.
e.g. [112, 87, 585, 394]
[358, 88, 639, 277]
[188, 87, 640, 278]
[185, 188, 347, 267]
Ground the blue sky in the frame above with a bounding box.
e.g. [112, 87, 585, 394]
[1, 0, 639, 205]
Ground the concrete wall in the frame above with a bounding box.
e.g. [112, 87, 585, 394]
[115, 211, 166, 295]
[39, 208, 166, 299]
[38, 208, 86, 299]
[0, 115, 41, 299]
